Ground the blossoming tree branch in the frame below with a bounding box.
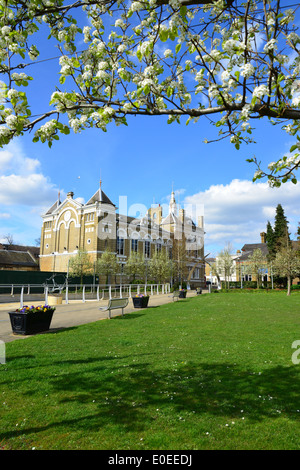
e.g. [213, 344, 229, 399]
[1, 0, 300, 185]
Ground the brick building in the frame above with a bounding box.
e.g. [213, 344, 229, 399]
[39, 183, 205, 287]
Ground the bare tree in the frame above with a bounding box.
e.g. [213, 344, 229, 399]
[247, 248, 268, 289]
[272, 238, 300, 295]
[3, 234, 14, 246]
[215, 243, 235, 289]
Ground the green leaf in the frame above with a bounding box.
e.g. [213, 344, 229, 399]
[234, 70, 240, 81]
[159, 30, 169, 42]
[175, 43, 181, 54]
[180, 5, 187, 20]
[167, 86, 173, 97]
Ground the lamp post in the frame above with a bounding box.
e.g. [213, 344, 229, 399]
[93, 260, 96, 293]
[52, 252, 56, 273]
[271, 263, 274, 289]
[240, 264, 243, 289]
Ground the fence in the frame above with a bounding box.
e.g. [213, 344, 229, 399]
[0, 283, 171, 308]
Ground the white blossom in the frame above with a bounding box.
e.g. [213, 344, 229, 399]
[240, 63, 255, 78]
[130, 2, 143, 12]
[221, 70, 231, 82]
[263, 39, 277, 53]
[7, 89, 19, 100]
[164, 49, 173, 58]
[96, 70, 110, 81]
[5, 114, 18, 129]
[292, 95, 300, 107]
[115, 19, 126, 29]
[252, 85, 269, 99]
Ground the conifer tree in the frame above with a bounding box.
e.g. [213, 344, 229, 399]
[273, 204, 290, 249]
[265, 221, 275, 260]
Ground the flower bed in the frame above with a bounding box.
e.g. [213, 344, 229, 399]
[8, 305, 55, 335]
[179, 289, 187, 298]
[132, 295, 149, 308]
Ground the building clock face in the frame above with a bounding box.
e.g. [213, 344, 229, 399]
[64, 210, 71, 222]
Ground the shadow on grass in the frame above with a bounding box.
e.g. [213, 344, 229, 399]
[1, 359, 300, 440]
[113, 313, 146, 320]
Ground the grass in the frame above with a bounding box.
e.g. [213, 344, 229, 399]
[1, 291, 300, 450]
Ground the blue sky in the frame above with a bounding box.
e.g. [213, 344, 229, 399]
[0, 7, 300, 257]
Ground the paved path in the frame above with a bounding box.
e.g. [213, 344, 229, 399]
[0, 292, 201, 343]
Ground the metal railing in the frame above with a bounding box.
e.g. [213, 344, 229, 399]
[0, 283, 171, 308]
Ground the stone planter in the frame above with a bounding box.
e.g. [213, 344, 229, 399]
[8, 309, 55, 335]
[132, 296, 149, 308]
[179, 291, 187, 298]
[48, 294, 63, 305]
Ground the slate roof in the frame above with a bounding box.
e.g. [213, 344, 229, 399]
[45, 199, 61, 215]
[86, 188, 115, 206]
[239, 243, 269, 261]
[0, 244, 39, 258]
[0, 249, 38, 268]
[161, 212, 181, 225]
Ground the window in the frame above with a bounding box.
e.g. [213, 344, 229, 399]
[193, 268, 199, 279]
[117, 237, 124, 255]
[131, 239, 138, 253]
[144, 240, 150, 258]
[86, 213, 94, 222]
[156, 242, 162, 253]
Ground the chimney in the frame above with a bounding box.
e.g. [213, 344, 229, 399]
[67, 191, 74, 199]
[260, 232, 266, 243]
[198, 216, 204, 228]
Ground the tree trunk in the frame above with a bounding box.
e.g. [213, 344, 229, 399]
[287, 276, 291, 296]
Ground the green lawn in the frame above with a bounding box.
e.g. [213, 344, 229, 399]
[1, 292, 300, 450]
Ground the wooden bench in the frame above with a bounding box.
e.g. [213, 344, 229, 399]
[99, 297, 129, 319]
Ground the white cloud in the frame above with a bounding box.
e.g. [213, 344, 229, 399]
[0, 173, 57, 206]
[0, 141, 41, 175]
[75, 197, 85, 205]
[184, 179, 300, 255]
[0, 149, 14, 171]
[0, 140, 60, 245]
[0, 141, 58, 207]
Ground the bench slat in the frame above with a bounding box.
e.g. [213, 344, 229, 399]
[99, 297, 129, 318]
